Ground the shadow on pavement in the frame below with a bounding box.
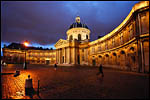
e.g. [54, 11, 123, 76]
[1, 73, 14, 75]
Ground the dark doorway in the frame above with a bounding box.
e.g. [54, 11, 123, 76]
[92, 59, 96, 66]
[46, 60, 50, 65]
[63, 56, 64, 63]
[86, 35, 88, 39]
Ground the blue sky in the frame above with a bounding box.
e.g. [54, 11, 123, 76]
[1, 1, 140, 56]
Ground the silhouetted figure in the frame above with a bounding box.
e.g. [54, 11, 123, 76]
[54, 63, 57, 70]
[96, 64, 104, 77]
[25, 75, 34, 96]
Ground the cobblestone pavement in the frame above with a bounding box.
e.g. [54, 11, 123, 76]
[1, 64, 149, 99]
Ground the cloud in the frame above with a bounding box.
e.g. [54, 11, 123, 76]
[1, 1, 139, 45]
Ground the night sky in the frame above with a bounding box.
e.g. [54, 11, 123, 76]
[1, 1, 140, 55]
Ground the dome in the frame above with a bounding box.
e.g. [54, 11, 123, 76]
[69, 16, 89, 29]
[69, 22, 89, 29]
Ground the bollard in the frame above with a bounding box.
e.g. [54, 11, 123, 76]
[25, 75, 33, 96]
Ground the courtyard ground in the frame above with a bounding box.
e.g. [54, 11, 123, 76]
[1, 64, 149, 99]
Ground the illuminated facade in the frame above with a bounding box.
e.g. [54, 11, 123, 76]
[2, 1, 149, 73]
[87, 1, 149, 73]
[55, 15, 90, 66]
[2, 44, 56, 65]
[55, 1, 149, 73]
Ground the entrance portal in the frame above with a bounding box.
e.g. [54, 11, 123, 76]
[92, 59, 96, 66]
[46, 60, 50, 65]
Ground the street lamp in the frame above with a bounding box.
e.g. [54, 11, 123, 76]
[23, 40, 29, 69]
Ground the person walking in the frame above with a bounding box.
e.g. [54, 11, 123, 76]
[96, 64, 104, 77]
[54, 63, 57, 70]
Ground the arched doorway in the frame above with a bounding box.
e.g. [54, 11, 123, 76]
[92, 56, 96, 66]
[120, 50, 126, 68]
[105, 54, 109, 64]
[98, 55, 102, 65]
[112, 52, 117, 65]
[92, 59, 96, 66]
[127, 47, 136, 71]
[86, 35, 88, 39]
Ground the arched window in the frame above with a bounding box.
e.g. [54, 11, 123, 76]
[69, 35, 73, 41]
[78, 34, 81, 41]
[120, 50, 125, 54]
[99, 55, 102, 58]
[86, 35, 88, 39]
[113, 53, 116, 56]
[105, 54, 109, 57]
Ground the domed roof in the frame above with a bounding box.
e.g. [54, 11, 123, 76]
[69, 16, 89, 29]
[69, 22, 89, 29]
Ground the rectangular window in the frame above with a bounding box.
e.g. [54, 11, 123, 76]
[120, 33, 123, 44]
[82, 49, 84, 52]
[98, 45, 101, 51]
[92, 47, 95, 54]
[112, 38, 115, 47]
[129, 24, 133, 39]
[105, 42, 108, 50]
[82, 56, 84, 61]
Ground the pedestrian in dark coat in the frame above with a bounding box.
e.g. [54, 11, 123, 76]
[54, 63, 57, 70]
[96, 64, 104, 77]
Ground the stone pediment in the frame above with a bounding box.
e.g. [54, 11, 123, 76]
[54, 39, 69, 48]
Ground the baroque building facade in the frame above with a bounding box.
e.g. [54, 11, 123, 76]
[55, 1, 149, 73]
[2, 1, 149, 73]
[2, 43, 56, 65]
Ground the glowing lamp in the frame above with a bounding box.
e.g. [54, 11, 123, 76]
[24, 41, 29, 47]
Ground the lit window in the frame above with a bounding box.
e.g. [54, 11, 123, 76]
[105, 42, 108, 50]
[120, 33, 123, 44]
[92, 47, 95, 54]
[98, 45, 101, 51]
[129, 24, 133, 39]
[112, 37, 115, 46]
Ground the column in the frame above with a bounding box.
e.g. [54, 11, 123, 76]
[60, 49, 62, 64]
[136, 13, 142, 73]
[64, 47, 66, 63]
[58, 49, 60, 64]
[56, 49, 58, 63]
[140, 41, 145, 73]
[69, 47, 71, 64]
[59, 49, 61, 64]
[73, 47, 76, 64]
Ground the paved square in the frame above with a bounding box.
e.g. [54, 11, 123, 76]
[1, 64, 149, 99]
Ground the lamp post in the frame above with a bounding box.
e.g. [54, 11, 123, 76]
[23, 40, 29, 69]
